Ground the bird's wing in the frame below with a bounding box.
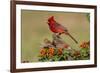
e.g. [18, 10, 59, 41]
[55, 21, 68, 32]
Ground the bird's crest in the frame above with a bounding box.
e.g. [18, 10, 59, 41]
[48, 16, 54, 22]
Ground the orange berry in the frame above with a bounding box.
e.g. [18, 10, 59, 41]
[80, 41, 90, 48]
[48, 48, 55, 57]
[40, 48, 46, 56]
[58, 48, 63, 55]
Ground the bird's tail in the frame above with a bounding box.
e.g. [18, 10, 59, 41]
[65, 32, 78, 44]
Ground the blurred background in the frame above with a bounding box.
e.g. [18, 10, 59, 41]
[21, 10, 90, 62]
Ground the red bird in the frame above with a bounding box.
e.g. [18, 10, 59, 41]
[47, 16, 78, 44]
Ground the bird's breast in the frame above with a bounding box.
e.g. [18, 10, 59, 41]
[49, 24, 58, 33]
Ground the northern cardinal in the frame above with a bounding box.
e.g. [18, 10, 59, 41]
[47, 16, 78, 44]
